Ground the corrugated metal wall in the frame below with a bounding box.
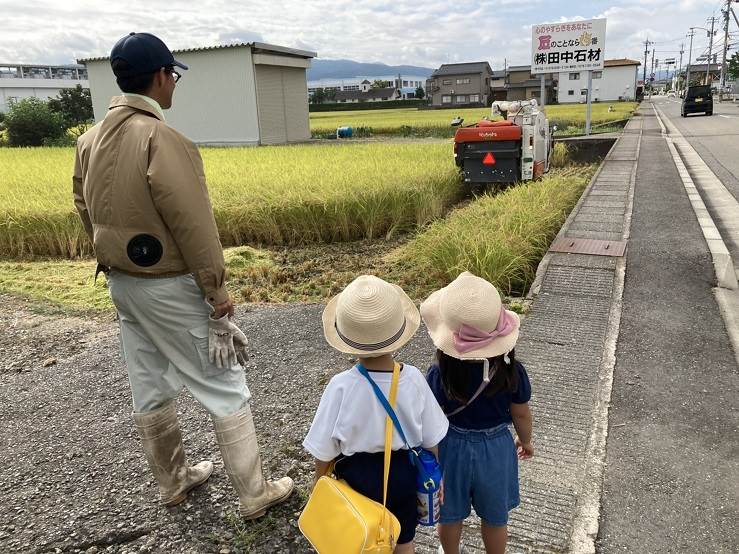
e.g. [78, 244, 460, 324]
[255, 65, 310, 145]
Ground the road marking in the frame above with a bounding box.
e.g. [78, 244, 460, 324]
[718, 114, 737, 119]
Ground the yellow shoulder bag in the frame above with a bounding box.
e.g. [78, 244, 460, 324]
[299, 362, 403, 553]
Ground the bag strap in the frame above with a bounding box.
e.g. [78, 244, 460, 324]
[445, 378, 489, 417]
[378, 362, 400, 543]
[357, 362, 412, 449]
[357, 363, 434, 487]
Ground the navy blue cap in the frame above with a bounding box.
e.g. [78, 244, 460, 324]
[110, 32, 188, 77]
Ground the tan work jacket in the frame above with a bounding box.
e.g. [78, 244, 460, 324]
[73, 95, 228, 305]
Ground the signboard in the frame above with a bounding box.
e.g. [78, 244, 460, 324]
[531, 18, 607, 74]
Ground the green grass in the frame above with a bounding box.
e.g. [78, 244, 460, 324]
[310, 102, 637, 137]
[387, 165, 597, 297]
[0, 142, 461, 258]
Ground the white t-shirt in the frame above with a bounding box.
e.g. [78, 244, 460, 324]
[303, 364, 449, 461]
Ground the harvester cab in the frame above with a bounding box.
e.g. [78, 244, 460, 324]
[453, 99, 552, 184]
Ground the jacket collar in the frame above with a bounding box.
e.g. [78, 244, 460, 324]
[108, 95, 164, 121]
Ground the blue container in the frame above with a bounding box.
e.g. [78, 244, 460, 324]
[336, 126, 353, 138]
[414, 449, 442, 526]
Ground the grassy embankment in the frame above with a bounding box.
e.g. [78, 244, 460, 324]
[310, 102, 637, 138]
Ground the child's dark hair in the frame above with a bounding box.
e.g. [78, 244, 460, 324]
[437, 348, 519, 403]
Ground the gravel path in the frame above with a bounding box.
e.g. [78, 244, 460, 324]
[0, 294, 438, 554]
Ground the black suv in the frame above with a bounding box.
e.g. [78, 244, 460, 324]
[681, 85, 713, 117]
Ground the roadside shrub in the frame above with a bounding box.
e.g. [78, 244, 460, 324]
[47, 85, 93, 129]
[5, 98, 65, 147]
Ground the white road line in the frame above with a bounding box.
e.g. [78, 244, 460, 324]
[718, 114, 737, 119]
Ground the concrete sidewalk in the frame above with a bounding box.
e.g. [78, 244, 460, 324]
[417, 114, 643, 553]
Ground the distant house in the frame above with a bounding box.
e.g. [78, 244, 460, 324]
[506, 65, 556, 103]
[332, 80, 401, 102]
[425, 62, 493, 107]
[491, 70, 507, 101]
[557, 59, 641, 103]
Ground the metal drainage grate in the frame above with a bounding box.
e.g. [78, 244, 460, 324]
[549, 237, 627, 257]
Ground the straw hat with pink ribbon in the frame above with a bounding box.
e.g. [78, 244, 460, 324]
[420, 272, 519, 375]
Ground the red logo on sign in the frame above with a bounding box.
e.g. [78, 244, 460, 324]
[538, 35, 552, 50]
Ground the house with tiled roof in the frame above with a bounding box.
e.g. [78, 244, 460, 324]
[425, 62, 494, 107]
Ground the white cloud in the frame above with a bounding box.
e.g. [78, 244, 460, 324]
[0, 0, 725, 69]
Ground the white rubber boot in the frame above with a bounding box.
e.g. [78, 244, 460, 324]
[212, 404, 294, 519]
[133, 400, 213, 506]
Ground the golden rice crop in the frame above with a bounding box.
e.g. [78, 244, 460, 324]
[310, 102, 637, 136]
[390, 166, 596, 297]
[0, 142, 461, 258]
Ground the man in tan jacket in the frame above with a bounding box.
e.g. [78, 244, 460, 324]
[73, 32, 293, 518]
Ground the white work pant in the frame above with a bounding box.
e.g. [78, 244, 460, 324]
[107, 271, 250, 417]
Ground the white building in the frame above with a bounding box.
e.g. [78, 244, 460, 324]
[557, 59, 641, 103]
[80, 42, 316, 146]
[0, 63, 89, 113]
[308, 74, 427, 99]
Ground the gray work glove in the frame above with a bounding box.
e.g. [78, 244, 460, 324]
[208, 315, 249, 369]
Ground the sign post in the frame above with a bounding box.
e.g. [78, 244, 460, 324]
[585, 72, 592, 134]
[531, 18, 607, 136]
[540, 74, 546, 107]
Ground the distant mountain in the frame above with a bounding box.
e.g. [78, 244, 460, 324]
[307, 59, 434, 80]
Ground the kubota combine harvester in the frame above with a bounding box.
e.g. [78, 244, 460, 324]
[452, 99, 553, 184]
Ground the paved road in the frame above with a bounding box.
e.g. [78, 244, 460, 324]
[651, 95, 739, 202]
[597, 104, 739, 553]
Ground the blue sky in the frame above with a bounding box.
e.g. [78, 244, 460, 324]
[0, 1, 730, 71]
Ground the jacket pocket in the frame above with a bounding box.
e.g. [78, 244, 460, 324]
[188, 324, 228, 378]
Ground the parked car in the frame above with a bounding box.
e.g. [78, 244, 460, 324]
[667, 91, 676, 98]
[681, 85, 713, 117]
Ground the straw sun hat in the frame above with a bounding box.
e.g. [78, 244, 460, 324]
[322, 275, 420, 357]
[420, 271, 520, 360]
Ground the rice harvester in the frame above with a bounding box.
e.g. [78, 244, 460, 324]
[452, 99, 553, 184]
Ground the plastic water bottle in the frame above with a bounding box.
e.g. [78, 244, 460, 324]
[415, 449, 442, 526]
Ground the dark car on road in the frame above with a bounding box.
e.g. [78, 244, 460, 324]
[681, 85, 713, 117]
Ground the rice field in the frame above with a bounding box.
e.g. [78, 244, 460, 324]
[0, 143, 461, 258]
[389, 166, 596, 297]
[310, 102, 637, 136]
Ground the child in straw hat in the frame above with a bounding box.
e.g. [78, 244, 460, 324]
[303, 275, 449, 552]
[420, 272, 533, 554]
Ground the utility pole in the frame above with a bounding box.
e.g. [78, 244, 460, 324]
[686, 29, 696, 87]
[719, 0, 731, 91]
[651, 48, 656, 94]
[707, 16, 718, 84]
[643, 38, 652, 93]
[678, 43, 684, 92]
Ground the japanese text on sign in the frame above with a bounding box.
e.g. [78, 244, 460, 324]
[531, 18, 606, 74]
